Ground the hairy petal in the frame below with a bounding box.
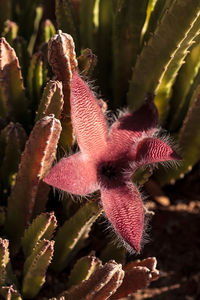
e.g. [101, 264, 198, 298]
[70, 72, 108, 158]
[101, 184, 144, 253]
[108, 97, 158, 158]
[134, 137, 181, 166]
[44, 153, 98, 195]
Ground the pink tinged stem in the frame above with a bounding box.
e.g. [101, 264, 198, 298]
[101, 184, 144, 253]
[108, 97, 158, 157]
[134, 137, 182, 166]
[44, 152, 98, 196]
[70, 72, 108, 159]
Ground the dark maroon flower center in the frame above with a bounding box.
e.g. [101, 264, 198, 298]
[99, 161, 117, 180]
[97, 160, 127, 188]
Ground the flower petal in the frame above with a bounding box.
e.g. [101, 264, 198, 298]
[134, 137, 181, 166]
[108, 97, 158, 157]
[70, 72, 108, 158]
[101, 184, 144, 253]
[44, 153, 98, 196]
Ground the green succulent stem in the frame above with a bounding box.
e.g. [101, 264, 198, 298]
[22, 239, 54, 299]
[112, 0, 148, 107]
[0, 38, 28, 125]
[22, 212, 57, 258]
[52, 201, 102, 272]
[127, 0, 200, 110]
[67, 255, 102, 288]
[5, 116, 61, 252]
[156, 92, 200, 185]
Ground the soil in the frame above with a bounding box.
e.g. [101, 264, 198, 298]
[129, 170, 200, 300]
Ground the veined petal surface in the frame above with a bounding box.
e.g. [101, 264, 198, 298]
[134, 137, 181, 166]
[70, 72, 108, 159]
[101, 184, 144, 253]
[44, 152, 98, 196]
[108, 98, 158, 158]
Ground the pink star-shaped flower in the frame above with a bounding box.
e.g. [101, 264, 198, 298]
[44, 71, 180, 253]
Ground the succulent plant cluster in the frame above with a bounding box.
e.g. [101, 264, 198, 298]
[0, 0, 200, 299]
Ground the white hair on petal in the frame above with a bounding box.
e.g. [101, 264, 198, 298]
[153, 127, 182, 169]
[126, 126, 182, 173]
[108, 107, 130, 134]
[98, 185, 154, 255]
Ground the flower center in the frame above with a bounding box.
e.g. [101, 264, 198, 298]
[97, 160, 124, 189]
[100, 162, 117, 180]
[97, 158, 129, 188]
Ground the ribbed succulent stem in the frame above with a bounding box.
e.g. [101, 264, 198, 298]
[52, 201, 102, 272]
[0, 238, 9, 286]
[78, 48, 97, 78]
[143, 0, 173, 43]
[41, 19, 56, 44]
[27, 6, 43, 55]
[22, 239, 54, 299]
[2, 21, 18, 46]
[0, 122, 27, 192]
[5, 116, 61, 251]
[0, 38, 28, 125]
[112, 0, 148, 107]
[80, 0, 96, 50]
[96, 0, 113, 98]
[110, 257, 159, 299]
[0, 0, 11, 34]
[67, 255, 102, 288]
[127, 0, 200, 110]
[36, 80, 64, 122]
[22, 212, 57, 258]
[0, 238, 20, 299]
[169, 37, 200, 131]
[55, 0, 80, 53]
[48, 31, 78, 148]
[61, 261, 124, 300]
[156, 93, 200, 185]
[27, 51, 45, 115]
[154, 12, 200, 124]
